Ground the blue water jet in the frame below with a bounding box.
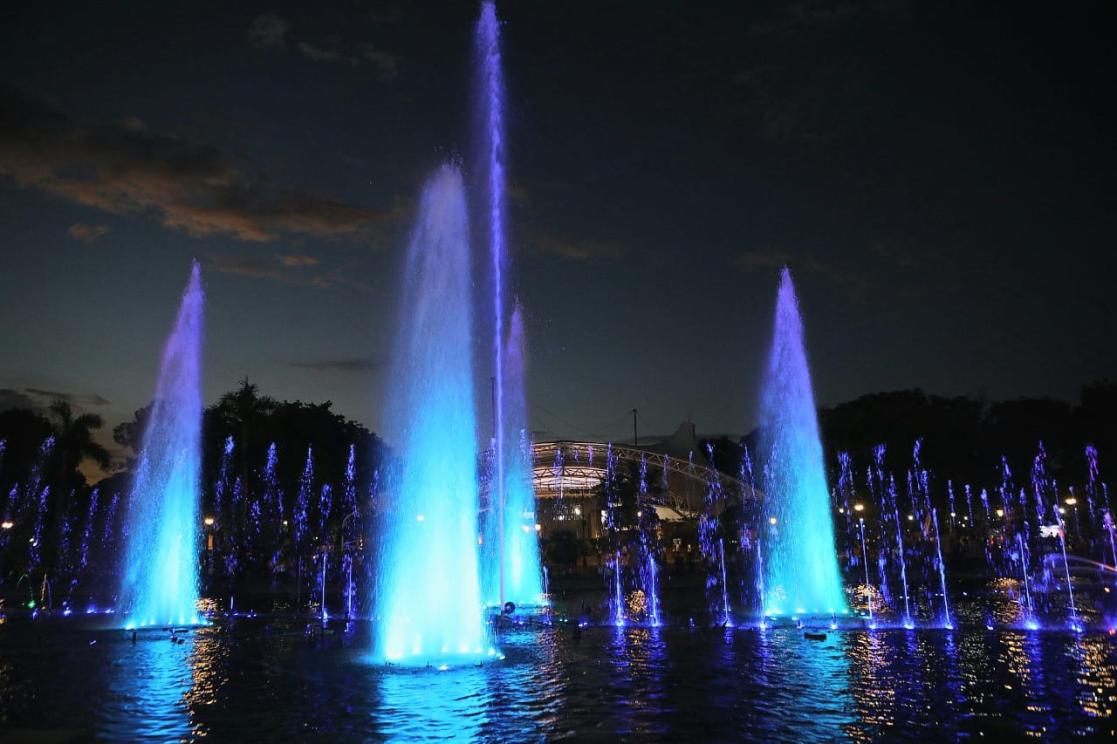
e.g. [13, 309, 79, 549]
[758, 268, 847, 616]
[118, 261, 204, 628]
[494, 302, 544, 605]
[372, 165, 488, 664]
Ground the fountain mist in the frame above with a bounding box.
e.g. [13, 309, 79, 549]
[372, 166, 488, 663]
[118, 261, 204, 628]
[759, 268, 846, 616]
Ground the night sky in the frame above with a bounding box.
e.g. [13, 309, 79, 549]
[1, 1, 1115, 467]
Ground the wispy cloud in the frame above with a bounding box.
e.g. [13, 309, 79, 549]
[298, 41, 345, 63]
[278, 253, 319, 268]
[66, 222, 111, 241]
[289, 357, 380, 372]
[525, 229, 626, 261]
[17, 387, 111, 408]
[204, 252, 374, 292]
[248, 13, 400, 81]
[205, 253, 328, 287]
[0, 87, 391, 243]
[734, 246, 870, 294]
[247, 13, 291, 48]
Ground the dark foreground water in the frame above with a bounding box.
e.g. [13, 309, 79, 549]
[1, 611, 1115, 741]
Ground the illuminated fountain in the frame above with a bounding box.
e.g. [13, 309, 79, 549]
[758, 268, 847, 618]
[497, 303, 544, 605]
[474, 1, 542, 609]
[118, 261, 204, 628]
[371, 165, 490, 664]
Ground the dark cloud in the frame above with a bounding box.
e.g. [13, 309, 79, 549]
[66, 222, 111, 241]
[0, 88, 392, 243]
[247, 13, 291, 48]
[289, 357, 381, 372]
[0, 388, 36, 412]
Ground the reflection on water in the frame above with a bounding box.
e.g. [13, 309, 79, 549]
[97, 629, 197, 740]
[1, 611, 1116, 740]
[374, 665, 489, 739]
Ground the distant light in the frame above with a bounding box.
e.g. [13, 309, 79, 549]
[534, 523, 541, 532]
[573, 506, 582, 516]
[1065, 497, 1077, 506]
[416, 514, 425, 522]
[636, 510, 642, 518]
[949, 512, 956, 518]
[853, 503, 864, 512]
[837, 508, 844, 514]
[906, 514, 914, 522]
[1058, 507, 1066, 515]
[282, 519, 288, 527]
[203, 516, 215, 527]
[768, 516, 778, 525]
[995, 509, 1005, 518]
[0, 521, 12, 530]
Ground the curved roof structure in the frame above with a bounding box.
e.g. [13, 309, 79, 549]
[530, 439, 753, 518]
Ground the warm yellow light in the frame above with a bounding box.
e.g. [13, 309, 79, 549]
[768, 516, 778, 525]
[203, 516, 215, 527]
[1065, 497, 1077, 506]
[534, 523, 541, 532]
[853, 503, 865, 512]
[907, 514, 914, 521]
[995, 509, 1004, 518]
[837, 507, 844, 514]
[573, 506, 582, 516]
[0, 521, 12, 530]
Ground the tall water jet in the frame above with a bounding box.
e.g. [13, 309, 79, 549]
[474, 0, 516, 607]
[372, 165, 487, 664]
[118, 262, 204, 628]
[758, 268, 846, 616]
[491, 303, 543, 605]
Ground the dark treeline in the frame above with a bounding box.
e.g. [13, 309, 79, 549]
[0, 379, 384, 593]
[706, 381, 1117, 491]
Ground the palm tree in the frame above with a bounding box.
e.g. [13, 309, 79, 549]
[49, 400, 111, 489]
[46, 400, 111, 568]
